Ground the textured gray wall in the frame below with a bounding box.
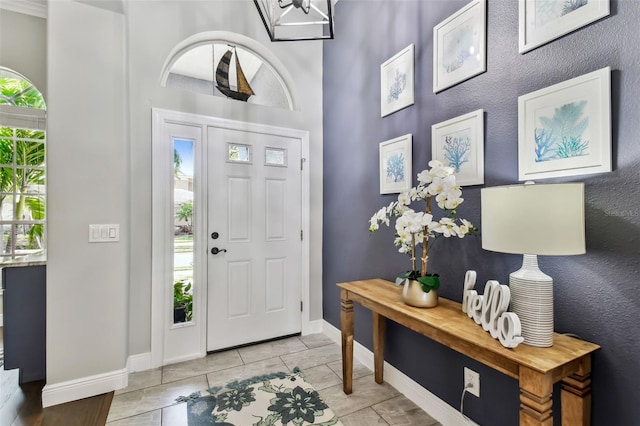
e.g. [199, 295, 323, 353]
[323, 1, 639, 424]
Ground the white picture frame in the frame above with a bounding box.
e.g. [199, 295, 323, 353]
[432, 109, 484, 186]
[433, 0, 487, 93]
[379, 134, 413, 194]
[518, 67, 611, 181]
[519, 0, 610, 54]
[380, 44, 415, 117]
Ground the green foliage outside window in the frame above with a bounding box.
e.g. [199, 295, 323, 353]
[0, 68, 46, 261]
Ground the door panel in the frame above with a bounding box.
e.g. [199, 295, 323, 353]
[265, 179, 286, 240]
[207, 127, 302, 351]
[265, 257, 286, 311]
[228, 177, 251, 241]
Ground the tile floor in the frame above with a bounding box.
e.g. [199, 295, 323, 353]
[106, 333, 442, 425]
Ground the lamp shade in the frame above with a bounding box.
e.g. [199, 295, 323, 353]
[481, 182, 585, 256]
[254, 0, 334, 41]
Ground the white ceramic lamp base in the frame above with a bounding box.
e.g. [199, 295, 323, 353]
[508, 255, 554, 347]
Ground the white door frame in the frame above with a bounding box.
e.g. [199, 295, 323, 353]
[151, 108, 311, 368]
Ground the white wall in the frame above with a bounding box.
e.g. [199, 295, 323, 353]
[127, 1, 324, 355]
[43, 0, 323, 399]
[0, 8, 47, 98]
[46, 0, 128, 386]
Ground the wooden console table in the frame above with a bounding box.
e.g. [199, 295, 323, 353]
[338, 279, 600, 426]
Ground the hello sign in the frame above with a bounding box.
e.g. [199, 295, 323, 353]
[462, 271, 524, 348]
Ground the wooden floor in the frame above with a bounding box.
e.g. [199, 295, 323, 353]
[0, 376, 113, 426]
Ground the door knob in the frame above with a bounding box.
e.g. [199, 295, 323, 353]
[211, 247, 227, 255]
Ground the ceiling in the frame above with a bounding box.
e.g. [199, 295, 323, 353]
[0, 0, 126, 18]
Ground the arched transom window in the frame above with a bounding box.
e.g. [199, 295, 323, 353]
[164, 41, 294, 110]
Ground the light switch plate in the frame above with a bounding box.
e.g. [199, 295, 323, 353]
[89, 224, 120, 243]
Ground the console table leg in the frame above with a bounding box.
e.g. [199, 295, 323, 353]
[340, 289, 354, 395]
[372, 312, 386, 384]
[561, 356, 592, 426]
[519, 367, 553, 426]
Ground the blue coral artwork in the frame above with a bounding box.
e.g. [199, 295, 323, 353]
[384, 151, 405, 184]
[518, 67, 610, 180]
[535, 0, 589, 27]
[433, 0, 486, 92]
[442, 22, 481, 75]
[387, 69, 407, 104]
[380, 134, 412, 194]
[534, 100, 590, 163]
[432, 109, 484, 186]
[442, 130, 472, 173]
[381, 44, 414, 117]
[519, 0, 608, 54]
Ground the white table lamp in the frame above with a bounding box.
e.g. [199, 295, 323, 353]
[481, 182, 585, 347]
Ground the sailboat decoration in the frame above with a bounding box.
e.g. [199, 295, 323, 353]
[215, 46, 255, 102]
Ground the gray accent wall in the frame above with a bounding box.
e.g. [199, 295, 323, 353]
[323, 1, 639, 425]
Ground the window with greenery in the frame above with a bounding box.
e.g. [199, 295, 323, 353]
[173, 139, 194, 323]
[0, 68, 46, 262]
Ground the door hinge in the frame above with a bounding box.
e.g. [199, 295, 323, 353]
[301, 158, 306, 170]
[300, 301, 303, 312]
[300, 230, 303, 241]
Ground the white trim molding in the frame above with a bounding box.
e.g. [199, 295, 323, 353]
[302, 319, 323, 336]
[42, 368, 128, 408]
[151, 108, 311, 368]
[158, 31, 299, 111]
[322, 320, 478, 426]
[126, 352, 152, 373]
[0, 0, 47, 19]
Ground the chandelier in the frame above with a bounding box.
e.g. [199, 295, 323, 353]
[254, 0, 334, 41]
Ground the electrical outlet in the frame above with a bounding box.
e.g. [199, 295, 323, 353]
[464, 367, 480, 397]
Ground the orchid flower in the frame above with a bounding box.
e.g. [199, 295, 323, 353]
[368, 160, 477, 277]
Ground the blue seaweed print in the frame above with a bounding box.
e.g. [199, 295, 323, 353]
[443, 24, 477, 73]
[387, 69, 406, 103]
[534, 100, 590, 162]
[386, 153, 405, 183]
[442, 135, 471, 173]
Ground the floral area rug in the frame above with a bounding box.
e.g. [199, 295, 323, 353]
[176, 368, 343, 426]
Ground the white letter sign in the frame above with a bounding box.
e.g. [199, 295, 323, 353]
[462, 270, 524, 348]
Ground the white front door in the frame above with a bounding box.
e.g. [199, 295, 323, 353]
[206, 127, 302, 351]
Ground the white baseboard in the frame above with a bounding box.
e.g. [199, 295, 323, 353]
[302, 319, 324, 336]
[162, 351, 203, 367]
[322, 320, 478, 426]
[127, 352, 152, 373]
[42, 367, 129, 408]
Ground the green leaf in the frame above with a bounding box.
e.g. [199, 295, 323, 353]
[417, 275, 440, 292]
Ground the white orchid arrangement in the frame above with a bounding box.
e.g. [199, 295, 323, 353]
[369, 160, 477, 292]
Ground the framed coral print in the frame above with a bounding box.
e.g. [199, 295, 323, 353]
[519, 0, 610, 54]
[432, 109, 484, 186]
[433, 0, 486, 93]
[381, 44, 415, 117]
[379, 134, 412, 194]
[518, 67, 611, 181]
